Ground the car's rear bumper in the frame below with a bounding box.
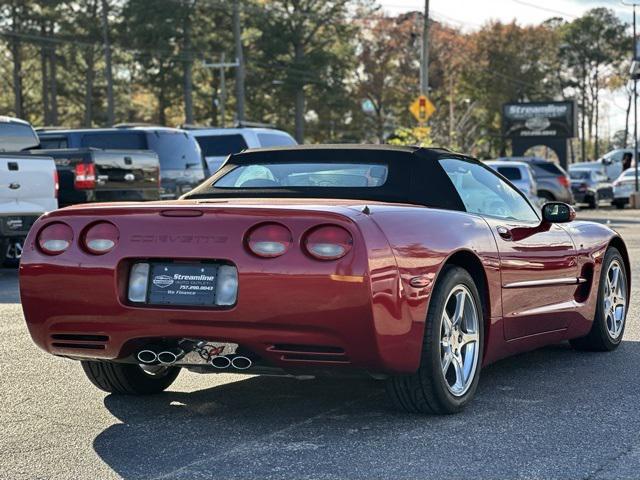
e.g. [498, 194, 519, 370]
[19, 206, 424, 375]
[22, 265, 417, 374]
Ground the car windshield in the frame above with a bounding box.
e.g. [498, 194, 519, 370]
[213, 162, 389, 188]
[570, 170, 590, 180]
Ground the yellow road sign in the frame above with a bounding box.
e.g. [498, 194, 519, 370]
[409, 95, 436, 123]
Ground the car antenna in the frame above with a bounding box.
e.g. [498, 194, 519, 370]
[362, 205, 370, 215]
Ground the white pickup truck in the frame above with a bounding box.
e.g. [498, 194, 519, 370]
[0, 117, 58, 264]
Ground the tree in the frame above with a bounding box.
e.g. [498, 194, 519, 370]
[559, 8, 629, 160]
[254, 0, 356, 142]
[354, 12, 421, 143]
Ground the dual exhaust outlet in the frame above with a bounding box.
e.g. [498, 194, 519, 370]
[137, 347, 252, 370]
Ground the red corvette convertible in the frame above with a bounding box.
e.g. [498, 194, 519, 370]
[20, 145, 630, 414]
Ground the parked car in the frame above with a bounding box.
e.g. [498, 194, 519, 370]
[569, 168, 613, 209]
[498, 156, 573, 204]
[485, 160, 537, 201]
[577, 149, 634, 181]
[33, 148, 160, 207]
[37, 126, 206, 199]
[186, 127, 296, 173]
[0, 117, 58, 265]
[20, 145, 629, 415]
[612, 168, 640, 209]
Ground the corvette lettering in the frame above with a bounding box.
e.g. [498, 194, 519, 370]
[130, 234, 227, 244]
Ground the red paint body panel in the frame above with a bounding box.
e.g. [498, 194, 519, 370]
[19, 199, 628, 375]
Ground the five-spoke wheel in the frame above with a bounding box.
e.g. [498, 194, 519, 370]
[603, 259, 627, 340]
[440, 285, 480, 397]
[386, 265, 484, 414]
[571, 247, 628, 351]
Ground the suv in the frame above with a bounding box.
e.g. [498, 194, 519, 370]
[37, 127, 205, 199]
[498, 157, 573, 204]
[186, 127, 296, 173]
[485, 160, 537, 201]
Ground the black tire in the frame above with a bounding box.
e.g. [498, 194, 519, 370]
[386, 266, 484, 414]
[588, 194, 598, 210]
[570, 247, 628, 352]
[614, 201, 625, 210]
[80, 361, 180, 394]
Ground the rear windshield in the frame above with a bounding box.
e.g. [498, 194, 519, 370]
[569, 170, 590, 180]
[257, 132, 296, 147]
[80, 132, 148, 150]
[196, 134, 248, 157]
[496, 166, 522, 181]
[38, 136, 68, 149]
[148, 131, 203, 170]
[533, 162, 565, 176]
[0, 122, 39, 151]
[213, 163, 389, 188]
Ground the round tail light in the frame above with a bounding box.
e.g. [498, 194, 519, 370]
[82, 222, 119, 254]
[37, 222, 73, 255]
[303, 225, 353, 260]
[245, 223, 292, 258]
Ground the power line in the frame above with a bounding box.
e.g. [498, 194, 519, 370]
[511, 0, 578, 19]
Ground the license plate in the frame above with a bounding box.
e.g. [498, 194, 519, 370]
[148, 263, 217, 306]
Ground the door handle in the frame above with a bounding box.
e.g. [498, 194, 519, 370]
[497, 226, 512, 240]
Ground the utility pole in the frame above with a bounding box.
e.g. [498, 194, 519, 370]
[420, 0, 430, 94]
[203, 53, 239, 127]
[233, 0, 245, 123]
[100, 0, 115, 126]
[635, 5, 638, 194]
[624, 0, 640, 206]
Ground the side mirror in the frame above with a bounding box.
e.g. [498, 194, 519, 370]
[602, 158, 612, 165]
[542, 202, 575, 223]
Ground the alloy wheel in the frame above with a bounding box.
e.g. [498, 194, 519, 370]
[603, 259, 627, 340]
[440, 285, 480, 397]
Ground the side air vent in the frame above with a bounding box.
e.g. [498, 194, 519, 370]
[51, 343, 106, 350]
[268, 344, 349, 363]
[51, 334, 109, 342]
[50, 333, 109, 351]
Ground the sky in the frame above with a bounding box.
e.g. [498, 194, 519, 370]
[378, 1, 634, 138]
[379, 0, 632, 29]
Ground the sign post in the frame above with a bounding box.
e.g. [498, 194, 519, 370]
[502, 101, 577, 169]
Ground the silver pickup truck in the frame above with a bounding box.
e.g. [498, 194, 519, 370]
[0, 117, 58, 264]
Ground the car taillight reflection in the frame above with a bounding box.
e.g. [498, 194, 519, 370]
[82, 222, 119, 254]
[37, 222, 73, 255]
[303, 225, 353, 260]
[245, 223, 292, 258]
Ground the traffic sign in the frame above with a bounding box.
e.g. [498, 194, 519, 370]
[410, 95, 436, 123]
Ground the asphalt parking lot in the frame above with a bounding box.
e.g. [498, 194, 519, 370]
[2, 208, 640, 480]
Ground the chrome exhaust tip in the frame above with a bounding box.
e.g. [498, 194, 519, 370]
[137, 350, 158, 364]
[210, 355, 232, 369]
[231, 356, 252, 370]
[157, 348, 185, 365]
[157, 351, 177, 365]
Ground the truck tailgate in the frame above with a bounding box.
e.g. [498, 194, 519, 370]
[0, 154, 57, 212]
[93, 149, 160, 192]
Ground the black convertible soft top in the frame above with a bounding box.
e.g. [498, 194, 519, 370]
[184, 144, 471, 211]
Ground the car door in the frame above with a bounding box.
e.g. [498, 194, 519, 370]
[440, 158, 579, 340]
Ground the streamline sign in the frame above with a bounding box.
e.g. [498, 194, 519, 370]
[502, 101, 577, 139]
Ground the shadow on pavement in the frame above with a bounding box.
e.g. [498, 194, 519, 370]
[93, 340, 640, 479]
